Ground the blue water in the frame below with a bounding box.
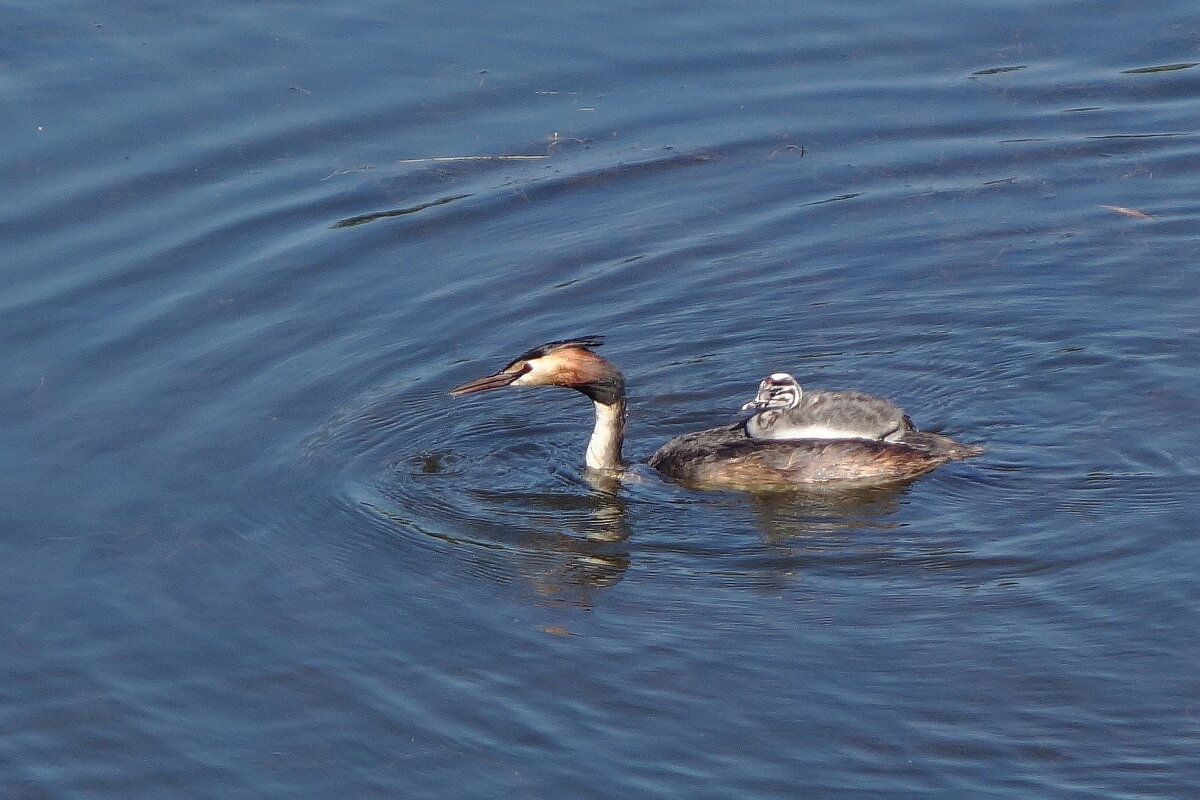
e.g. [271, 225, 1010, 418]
[3, 1, 1199, 797]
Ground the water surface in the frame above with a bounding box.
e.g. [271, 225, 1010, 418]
[3, 1, 1199, 797]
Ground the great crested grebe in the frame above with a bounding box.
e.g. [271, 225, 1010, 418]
[742, 372, 914, 441]
[449, 337, 982, 489]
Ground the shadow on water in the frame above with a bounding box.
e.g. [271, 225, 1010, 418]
[743, 483, 911, 544]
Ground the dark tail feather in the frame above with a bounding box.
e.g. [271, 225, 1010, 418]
[897, 431, 984, 460]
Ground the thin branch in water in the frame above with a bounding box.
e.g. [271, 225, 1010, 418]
[1100, 204, 1152, 219]
[332, 193, 473, 228]
[394, 155, 548, 164]
[323, 165, 374, 180]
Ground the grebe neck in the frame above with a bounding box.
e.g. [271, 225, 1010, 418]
[585, 398, 627, 471]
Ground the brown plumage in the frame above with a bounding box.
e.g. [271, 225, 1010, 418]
[450, 337, 982, 490]
[647, 425, 980, 490]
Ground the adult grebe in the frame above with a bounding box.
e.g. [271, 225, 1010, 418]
[449, 337, 982, 489]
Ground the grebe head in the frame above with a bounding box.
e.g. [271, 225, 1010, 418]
[449, 336, 625, 405]
[741, 372, 802, 413]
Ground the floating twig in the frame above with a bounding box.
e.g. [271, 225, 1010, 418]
[322, 165, 373, 180]
[332, 193, 472, 228]
[1100, 204, 1152, 219]
[1121, 62, 1198, 74]
[394, 155, 548, 164]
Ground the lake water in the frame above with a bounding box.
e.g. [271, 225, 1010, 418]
[4, 0, 1199, 797]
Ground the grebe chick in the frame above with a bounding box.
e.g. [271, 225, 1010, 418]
[742, 373, 915, 442]
[449, 337, 982, 490]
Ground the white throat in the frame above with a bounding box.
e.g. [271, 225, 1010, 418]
[585, 399, 626, 471]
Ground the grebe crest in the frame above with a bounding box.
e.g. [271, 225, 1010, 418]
[450, 337, 626, 471]
[450, 336, 624, 406]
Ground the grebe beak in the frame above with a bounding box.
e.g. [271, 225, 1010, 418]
[741, 398, 771, 412]
[449, 368, 524, 396]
